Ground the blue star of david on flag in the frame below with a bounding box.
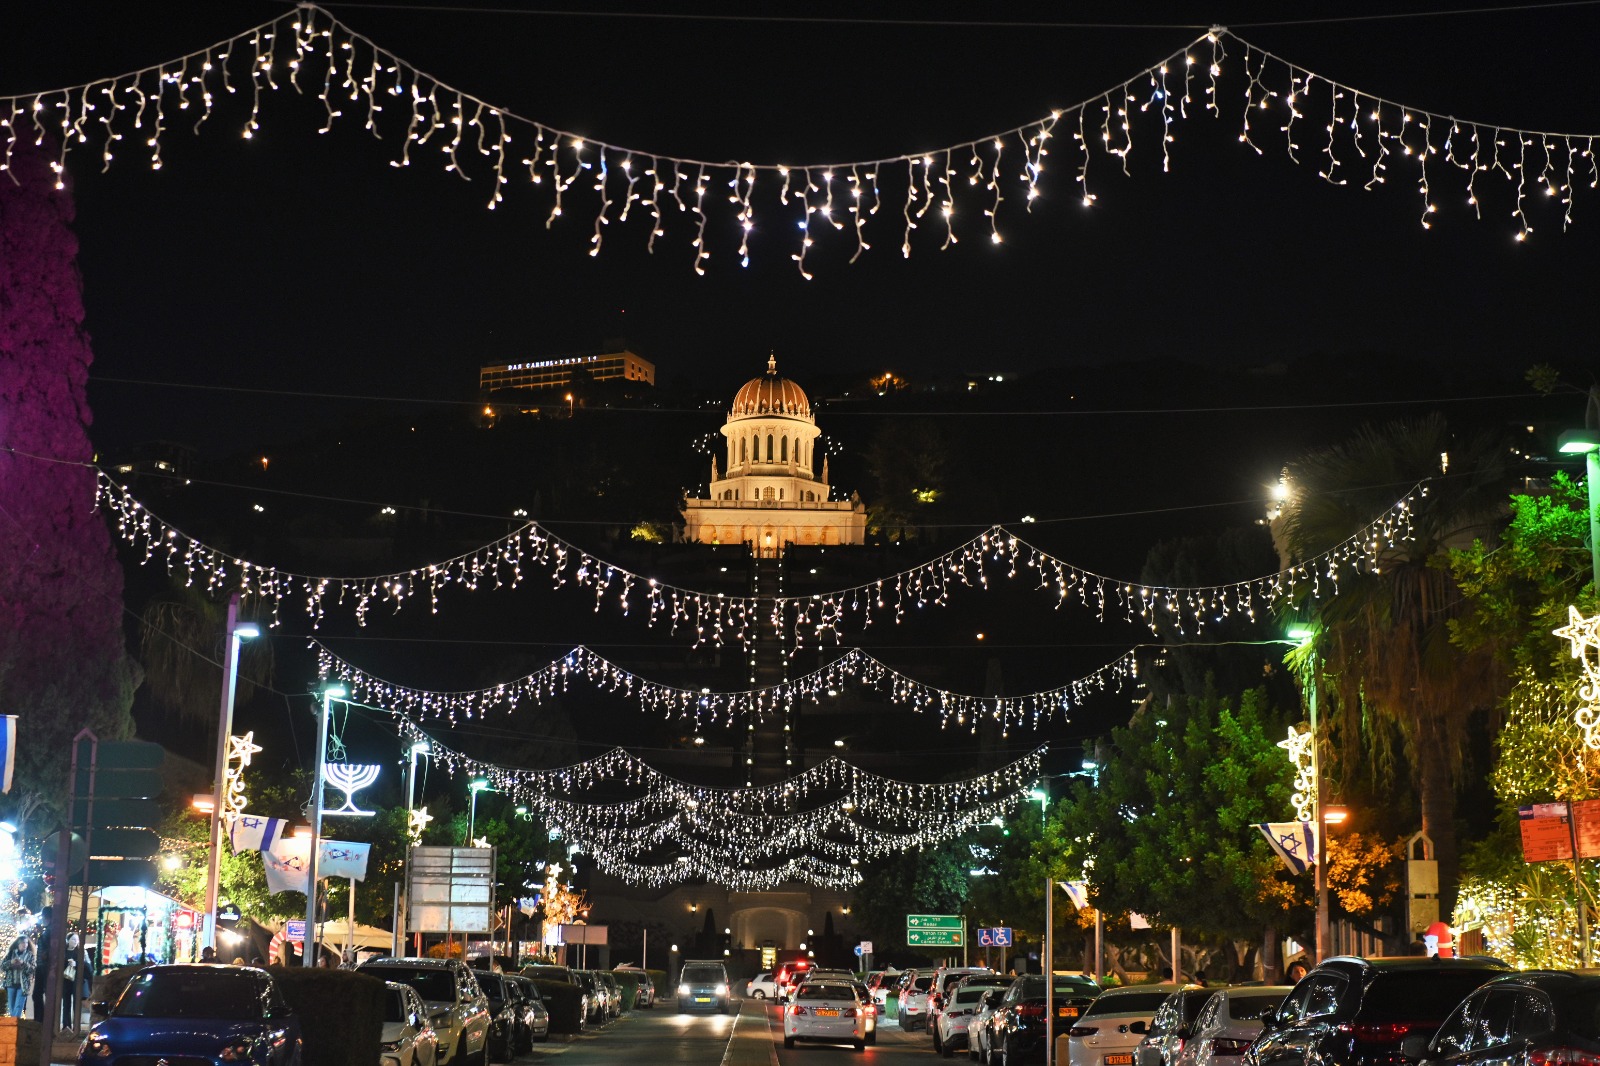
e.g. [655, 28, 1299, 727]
[1255, 821, 1319, 874]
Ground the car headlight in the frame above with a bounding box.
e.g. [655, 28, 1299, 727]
[715, 984, 728, 996]
[79, 1036, 113, 1059]
[218, 1040, 255, 1062]
[677, 984, 689, 996]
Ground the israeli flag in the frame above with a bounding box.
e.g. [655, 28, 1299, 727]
[319, 840, 372, 882]
[0, 716, 15, 794]
[1256, 821, 1319, 874]
[1059, 881, 1091, 910]
[229, 814, 288, 854]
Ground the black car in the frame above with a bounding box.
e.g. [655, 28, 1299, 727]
[476, 971, 532, 1058]
[572, 971, 608, 1026]
[1246, 956, 1512, 1066]
[990, 973, 1102, 1065]
[1405, 970, 1600, 1066]
[1136, 987, 1222, 1066]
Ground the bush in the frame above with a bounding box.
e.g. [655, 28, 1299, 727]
[647, 968, 667, 997]
[611, 970, 642, 1012]
[528, 978, 586, 1033]
[269, 967, 385, 1061]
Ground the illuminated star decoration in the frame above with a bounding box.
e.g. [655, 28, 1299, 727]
[472, 837, 490, 849]
[1277, 725, 1317, 822]
[325, 763, 381, 816]
[1555, 605, 1600, 750]
[407, 806, 433, 845]
[222, 731, 264, 821]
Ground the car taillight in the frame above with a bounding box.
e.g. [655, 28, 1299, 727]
[1351, 1023, 1416, 1043]
[1213, 1038, 1253, 1056]
[843, 1007, 858, 1018]
[1018, 1004, 1045, 1019]
[1531, 1051, 1600, 1066]
[950, 1009, 969, 1018]
[791, 1005, 807, 1016]
[1069, 1026, 1099, 1037]
[864, 1005, 877, 1016]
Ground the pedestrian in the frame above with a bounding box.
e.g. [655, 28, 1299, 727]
[1194, 970, 1209, 987]
[61, 931, 79, 1031]
[199, 946, 218, 963]
[2, 931, 34, 1017]
[1285, 958, 1309, 983]
[31, 921, 49, 1026]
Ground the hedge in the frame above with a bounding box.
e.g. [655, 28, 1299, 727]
[527, 978, 587, 1033]
[269, 967, 385, 1061]
[611, 970, 642, 1012]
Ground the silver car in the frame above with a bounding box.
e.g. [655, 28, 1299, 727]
[381, 981, 439, 1066]
[359, 958, 491, 1066]
[1068, 985, 1182, 1066]
[1176, 987, 1292, 1066]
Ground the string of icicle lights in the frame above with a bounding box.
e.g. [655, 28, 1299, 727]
[382, 715, 1043, 889]
[3, 11, 1593, 275]
[314, 640, 1139, 735]
[97, 468, 1420, 639]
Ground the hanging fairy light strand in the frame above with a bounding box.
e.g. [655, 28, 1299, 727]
[98, 466, 1419, 638]
[313, 639, 1140, 734]
[375, 713, 1044, 888]
[3, 11, 1592, 274]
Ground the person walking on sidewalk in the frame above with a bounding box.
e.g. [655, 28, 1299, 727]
[3, 930, 34, 1017]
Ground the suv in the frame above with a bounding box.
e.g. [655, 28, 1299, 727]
[678, 960, 733, 1013]
[1135, 987, 1220, 1066]
[927, 967, 999, 1051]
[1245, 956, 1512, 1066]
[359, 957, 492, 1066]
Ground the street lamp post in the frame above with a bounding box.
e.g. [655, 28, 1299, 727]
[305, 682, 346, 967]
[1288, 625, 1329, 964]
[405, 741, 430, 813]
[469, 778, 491, 843]
[204, 594, 259, 952]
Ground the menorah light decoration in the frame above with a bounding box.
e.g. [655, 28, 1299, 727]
[325, 762, 381, 816]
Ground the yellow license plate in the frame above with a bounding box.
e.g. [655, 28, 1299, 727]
[816, 1008, 841, 1017]
[1105, 1055, 1134, 1065]
[1059, 1006, 1079, 1018]
[695, 997, 712, 1002]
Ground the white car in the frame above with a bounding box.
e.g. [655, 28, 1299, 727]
[789, 967, 856, 1000]
[898, 974, 936, 1030]
[747, 972, 778, 999]
[359, 958, 491, 1066]
[1068, 985, 1181, 1066]
[784, 981, 867, 1053]
[935, 982, 997, 1057]
[381, 979, 440, 1066]
[1176, 987, 1292, 1066]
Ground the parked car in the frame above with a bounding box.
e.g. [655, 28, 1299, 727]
[969, 986, 1012, 1063]
[572, 971, 609, 1026]
[1136, 987, 1222, 1066]
[77, 964, 303, 1066]
[475, 971, 531, 1060]
[938, 980, 1007, 1058]
[899, 974, 937, 1031]
[747, 971, 779, 999]
[359, 957, 491, 1066]
[381, 980, 440, 1066]
[1405, 970, 1599, 1066]
[508, 976, 551, 1045]
[848, 979, 879, 1045]
[867, 969, 903, 1009]
[989, 973, 1113, 1066]
[677, 959, 733, 1013]
[783, 980, 868, 1052]
[1176, 986, 1293, 1066]
[929, 968, 1001, 1051]
[1245, 956, 1513, 1066]
[595, 970, 623, 1020]
[614, 965, 655, 1008]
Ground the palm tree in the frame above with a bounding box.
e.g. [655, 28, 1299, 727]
[1277, 413, 1508, 913]
[138, 588, 272, 733]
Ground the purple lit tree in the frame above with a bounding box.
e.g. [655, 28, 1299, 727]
[0, 138, 140, 834]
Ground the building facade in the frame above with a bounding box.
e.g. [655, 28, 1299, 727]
[682, 356, 866, 557]
[480, 348, 655, 393]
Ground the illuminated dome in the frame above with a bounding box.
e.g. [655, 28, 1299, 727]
[730, 355, 811, 421]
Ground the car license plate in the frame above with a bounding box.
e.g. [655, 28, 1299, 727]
[816, 1008, 840, 1017]
[1059, 1006, 1079, 1018]
[1105, 1055, 1135, 1065]
[695, 996, 712, 1003]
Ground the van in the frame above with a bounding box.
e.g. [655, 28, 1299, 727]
[677, 959, 733, 1013]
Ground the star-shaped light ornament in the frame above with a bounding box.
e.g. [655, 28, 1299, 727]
[1277, 725, 1317, 822]
[222, 731, 265, 820]
[1555, 605, 1600, 750]
[407, 806, 433, 845]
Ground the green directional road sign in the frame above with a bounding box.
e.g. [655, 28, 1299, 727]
[71, 859, 157, 888]
[906, 914, 963, 930]
[73, 767, 162, 801]
[94, 740, 166, 769]
[906, 928, 965, 947]
[87, 829, 160, 860]
[70, 798, 161, 829]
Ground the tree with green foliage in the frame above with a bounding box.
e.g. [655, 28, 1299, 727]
[1278, 413, 1509, 912]
[852, 837, 972, 956]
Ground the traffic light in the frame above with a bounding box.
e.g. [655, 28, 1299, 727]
[66, 734, 164, 887]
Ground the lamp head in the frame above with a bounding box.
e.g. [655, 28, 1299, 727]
[321, 682, 347, 700]
[1557, 429, 1600, 455]
[1287, 625, 1315, 644]
[410, 741, 431, 756]
[235, 621, 261, 641]
[469, 778, 491, 793]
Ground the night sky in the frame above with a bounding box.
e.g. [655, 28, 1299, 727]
[4, 2, 1598, 788]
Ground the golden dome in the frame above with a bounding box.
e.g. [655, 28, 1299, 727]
[730, 354, 811, 420]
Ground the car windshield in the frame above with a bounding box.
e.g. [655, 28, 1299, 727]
[370, 967, 456, 1003]
[1228, 994, 1287, 1022]
[1361, 971, 1507, 1022]
[1084, 991, 1173, 1016]
[114, 970, 259, 1020]
[682, 967, 723, 983]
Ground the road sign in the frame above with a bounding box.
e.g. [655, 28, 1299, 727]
[977, 927, 1013, 947]
[70, 859, 156, 888]
[907, 928, 964, 947]
[285, 920, 307, 943]
[906, 914, 963, 930]
[93, 741, 166, 770]
[860, 941, 873, 955]
[73, 767, 162, 801]
[86, 828, 160, 860]
[854, 945, 864, 957]
[70, 798, 161, 828]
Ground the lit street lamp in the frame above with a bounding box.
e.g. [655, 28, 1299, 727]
[305, 681, 347, 967]
[1286, 624, 1329, 964]
[468, 778, 492, 843]
[1557, 417, 1600, 594]
[204, 594, 259, 952]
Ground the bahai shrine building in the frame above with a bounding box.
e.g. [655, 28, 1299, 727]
[682, 356, 867, 557]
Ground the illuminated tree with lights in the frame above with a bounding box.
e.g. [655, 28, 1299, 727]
[0, 138, 139, 835]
